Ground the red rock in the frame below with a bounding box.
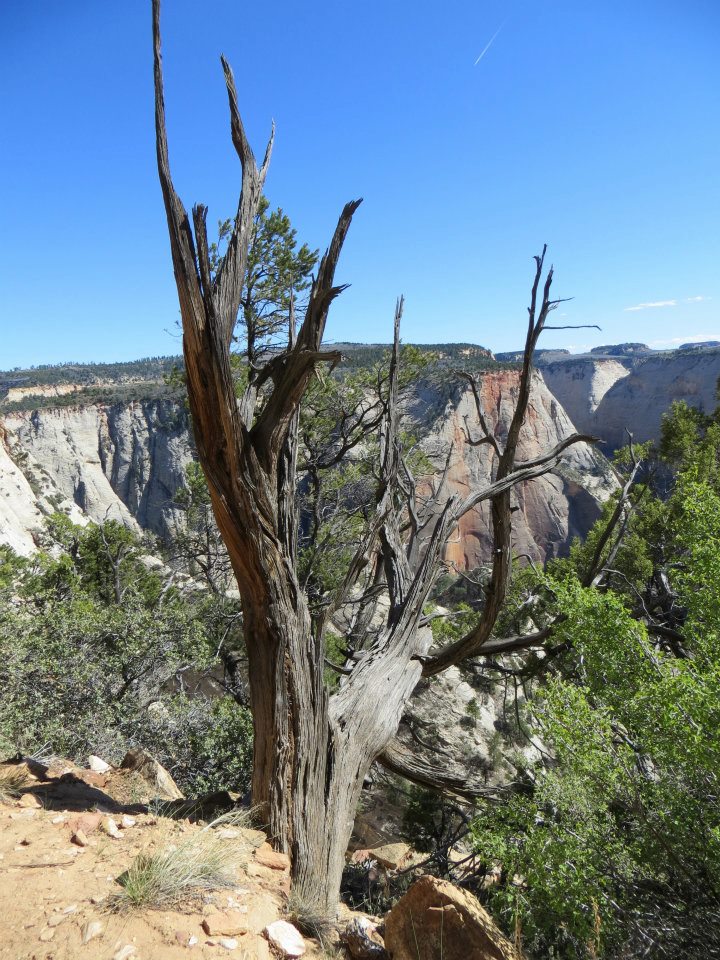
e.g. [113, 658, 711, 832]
[384, 875, 522, 960]
[59, 769, 108, 788]
[202, 910, 249, 937]
[254, 843, 290, 871]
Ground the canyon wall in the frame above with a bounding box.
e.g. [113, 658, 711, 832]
[0, 400, 193, 553]
[0, 376, 616, 564]
[417, 370, 616, 569]
[541, 349, 720, 452]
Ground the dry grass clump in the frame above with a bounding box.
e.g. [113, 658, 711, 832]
[113, 811, 254, 909]
[286, 892, 338, 947]
[0, 764, 32, 803]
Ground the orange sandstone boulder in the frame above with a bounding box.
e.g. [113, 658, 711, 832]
[384, 875, 522, 960]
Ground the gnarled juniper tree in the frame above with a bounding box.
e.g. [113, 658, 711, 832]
[152, 0, 594, 913]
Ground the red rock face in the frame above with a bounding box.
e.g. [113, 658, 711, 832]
[419, 370, 616, 570]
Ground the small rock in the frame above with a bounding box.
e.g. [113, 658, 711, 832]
[367, 842, 413, 871]
[120, 747, 184, 800]
[112, 946, 137, 960]
[63, 904, 78, 914]
[264, 920, 306, 958]
[175, 931, 198, 948]
[39, 928, 55, 942]
[71, 829, 89, 847]
[120, 814, 136, 829]
[74, 769, 108, 788]
[218, 938, 238, 950]
[88, 755, 111, 774]
[90, 894, 107, 905]
[68, 812, 102, 836]
[254, 843, 290, 871]
[18, 793, 41, 809]
[102, 816, 122, 839]
[343, 916, 387, 959]
[47, 915, 66, 928]
[202, 910, 248, 937]
[51, 815, 66, 824]
[81, 919, 104, 944]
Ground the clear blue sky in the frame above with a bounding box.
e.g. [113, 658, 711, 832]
[1, 0, 718, 367]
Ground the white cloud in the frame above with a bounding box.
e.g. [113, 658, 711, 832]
[624, 300, 677, 312]
[686, 296, 711, 303]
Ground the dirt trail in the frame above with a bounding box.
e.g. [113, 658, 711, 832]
[0, 759, 320, 960]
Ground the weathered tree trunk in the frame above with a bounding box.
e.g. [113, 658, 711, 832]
[152, 0, 594, 915]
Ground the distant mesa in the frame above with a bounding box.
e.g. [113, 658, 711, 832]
[589, 343, 652, 357]
[495, 348, 570, 363]
[678, 341, 720, 351]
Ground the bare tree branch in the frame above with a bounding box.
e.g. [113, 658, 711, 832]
[378, 739, 508, 801]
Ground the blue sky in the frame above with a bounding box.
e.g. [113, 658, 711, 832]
[1, 0, 718, 367]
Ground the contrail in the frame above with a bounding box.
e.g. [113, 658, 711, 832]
[474, 21, 505, 65]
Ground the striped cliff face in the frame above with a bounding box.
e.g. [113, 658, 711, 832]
[417, 370, 617, 570]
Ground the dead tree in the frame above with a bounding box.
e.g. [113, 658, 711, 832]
[152, 0, 594, 914]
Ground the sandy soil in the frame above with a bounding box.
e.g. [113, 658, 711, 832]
[0, 759, 322, 960]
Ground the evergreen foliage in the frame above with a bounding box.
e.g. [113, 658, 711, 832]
[470, 396, 720, 958]
[0, 517, 252, 796]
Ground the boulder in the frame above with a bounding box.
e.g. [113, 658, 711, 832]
[120, 747, 184, 800]
[384, 875, 522, 960]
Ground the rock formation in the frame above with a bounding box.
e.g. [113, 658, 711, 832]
[0, 399, 193, 551]
[0, 373, 617, 565]
[417, 370, 616, 569]
[540, 348, 720, 451]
